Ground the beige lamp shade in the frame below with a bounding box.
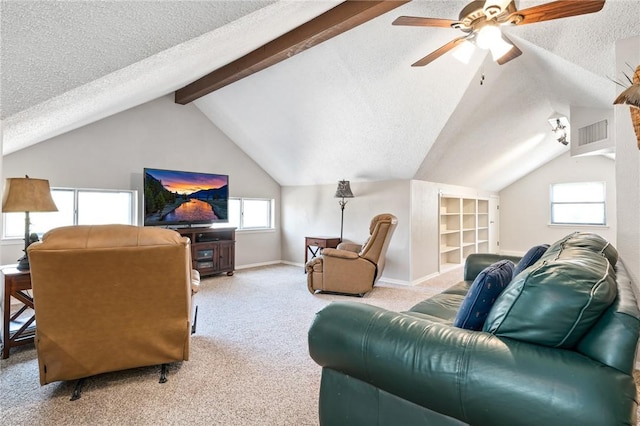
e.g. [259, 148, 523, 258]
[2, 176, 58, 213]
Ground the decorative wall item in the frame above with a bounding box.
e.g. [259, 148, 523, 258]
[613, 64, 640, 149]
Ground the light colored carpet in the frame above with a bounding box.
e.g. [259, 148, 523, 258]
[0, 264, 451, 425]
[3, 264, 637, 425]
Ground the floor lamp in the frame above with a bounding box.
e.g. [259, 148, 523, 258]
[334, 180, 354, 242]
[2, 176, 58, 270]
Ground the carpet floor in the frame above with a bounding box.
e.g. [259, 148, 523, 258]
[0, 264, 450, 425]
[2, 264, 637, 425]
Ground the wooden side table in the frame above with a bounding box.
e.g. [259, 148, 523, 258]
[305, 236, 341, 264]
[1, 266, 35, 359]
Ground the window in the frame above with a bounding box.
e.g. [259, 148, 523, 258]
[550, 182, 606, 226]
[222, 198, 274, 231]
[3, 188, 137, 239]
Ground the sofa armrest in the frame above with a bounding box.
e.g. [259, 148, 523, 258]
[463, 253, 522, 281]
[308, 302, 636, 426]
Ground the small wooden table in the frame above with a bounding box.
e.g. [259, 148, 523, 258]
[1, 266, 35, 359]
[305, 236, 341, 264]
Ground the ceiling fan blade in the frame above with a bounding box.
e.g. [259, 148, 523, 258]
[392, 16, 456, 28]
[496, 35, 523, 65]
[509, 1, 605, 25]
[411, 37, 466, 67]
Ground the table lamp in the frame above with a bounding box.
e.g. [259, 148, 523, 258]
[2, 176, 58, 270]
[334, 180, 354, 242]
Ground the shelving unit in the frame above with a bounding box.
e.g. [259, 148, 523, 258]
[439, 197, 461, 270]
[438, 195, 490, 272]
[477, 199, 490, 254]
[177, 227, 236, 277]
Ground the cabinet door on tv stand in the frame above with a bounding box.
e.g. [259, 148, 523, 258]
[195, 243, 219, 275]
[218, 240, 235, 276]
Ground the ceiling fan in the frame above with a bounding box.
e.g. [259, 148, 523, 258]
[392, 0, 605, 67]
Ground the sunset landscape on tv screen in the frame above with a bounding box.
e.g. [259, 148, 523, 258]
[143, 168, 229, 226]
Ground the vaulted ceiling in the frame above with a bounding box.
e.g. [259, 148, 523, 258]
[2, 1, 638, 191]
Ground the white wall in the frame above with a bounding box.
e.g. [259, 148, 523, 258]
[1, 95, 281, 267]
[499, 151, 616, 254]
[410, 180, 498, 283]
[410, 180, 439, 282]
[281, 179, 495, 285]
[281, 180, 411, 283]
[615, 36, 640, 287]
[570, 106, 615, 156]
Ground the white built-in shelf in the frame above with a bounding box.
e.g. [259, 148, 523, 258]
[439, 195, 492, 273]
[440, 245, 460, 253]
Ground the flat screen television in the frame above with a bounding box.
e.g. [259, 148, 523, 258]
[143, 167, 229, 227]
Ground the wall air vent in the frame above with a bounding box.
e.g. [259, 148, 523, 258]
[577, 120, 608, 146]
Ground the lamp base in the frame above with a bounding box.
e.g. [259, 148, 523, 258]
[16, 254, 30, 271]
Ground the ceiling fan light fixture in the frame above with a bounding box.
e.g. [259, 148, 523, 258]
[475, 24, 502, 50]
[489, 37, 514, 61]
[451, 40, 475, 64]
[483, 0, 513, 18]
[474, 23, 513, 62]
[393, 0, 606, 68]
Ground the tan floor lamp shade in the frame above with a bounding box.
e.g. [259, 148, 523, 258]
[2, 176, 58, 270]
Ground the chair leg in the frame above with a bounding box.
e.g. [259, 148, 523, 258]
[70, 378, 85, 401]
[159, 364, 169, 384]
[191, 305, 198, 335]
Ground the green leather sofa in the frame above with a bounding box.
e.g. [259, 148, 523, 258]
[308, 233, 639, 425]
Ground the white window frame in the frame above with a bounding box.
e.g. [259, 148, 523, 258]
[214, 197, 274, 231]
[3, 187, 137, 239]
[549, 182, 606, 226]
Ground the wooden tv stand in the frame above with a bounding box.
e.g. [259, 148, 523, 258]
[177, 227, 236, 277]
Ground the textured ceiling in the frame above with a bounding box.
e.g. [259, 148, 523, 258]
[2, 1, 639, 191]
[0, 0, 276, 118]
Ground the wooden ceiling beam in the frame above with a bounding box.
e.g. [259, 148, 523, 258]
[175, 0, 410, 105]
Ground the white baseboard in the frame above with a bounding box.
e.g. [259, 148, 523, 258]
[409, 272, 441, 286]
[378, 277, 410, 286]
[381, 273, 441, 287]
[235, 260, 284, 270]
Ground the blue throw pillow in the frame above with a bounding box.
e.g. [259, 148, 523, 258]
[513, 244, 549, 278]
[454, 260, 515, 330]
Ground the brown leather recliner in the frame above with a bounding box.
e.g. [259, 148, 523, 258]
[27, 224, 200, 387]
[306, 213, 397, 296]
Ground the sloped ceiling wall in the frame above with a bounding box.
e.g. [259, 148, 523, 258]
[414, 36, 616, 191]
[193, 0, 639, 191]
[2, 1, 639, 192]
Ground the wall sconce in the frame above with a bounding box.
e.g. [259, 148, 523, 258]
[334, 180, 354, 242]
[2, 175, 58, 270]
[548, 115, 570, 146]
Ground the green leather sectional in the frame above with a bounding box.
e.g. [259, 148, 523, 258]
[308, 232, 639, 425]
